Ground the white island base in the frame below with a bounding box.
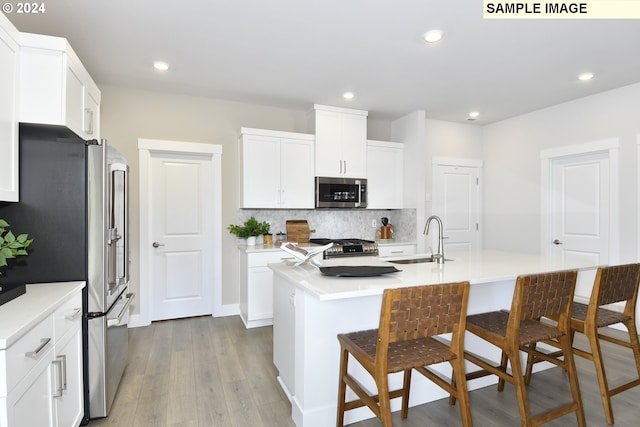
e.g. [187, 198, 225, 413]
[270, 250, 597, 427]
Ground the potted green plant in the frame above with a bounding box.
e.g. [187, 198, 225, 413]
[0, 219, 33, 273]
[227, 216, 270, 245]
[0, 219, 34, 305]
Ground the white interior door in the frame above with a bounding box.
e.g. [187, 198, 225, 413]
[550, 151, 609, 265]
[432, 163, 481, 252]
[150, 151, 214, 321]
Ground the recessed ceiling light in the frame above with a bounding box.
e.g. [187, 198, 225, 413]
[423, 30, 444, 43]
[153, 61, 169, 71]
[578, 72, 594, 81]
[469, 111, 480, 118]
[343, 92, 355, 100]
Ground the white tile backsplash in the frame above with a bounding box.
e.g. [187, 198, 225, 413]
[234, 208, 416, 242]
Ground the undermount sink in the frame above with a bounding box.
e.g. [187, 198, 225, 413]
[387, 257, 452, 264]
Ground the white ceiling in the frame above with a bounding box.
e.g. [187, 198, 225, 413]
[8, 0, 640, 124]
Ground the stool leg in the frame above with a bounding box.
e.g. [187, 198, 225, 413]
[498, 350, 508, 392]
[506, 347, 532, 427]
[376, 374, 393, 427]
[400, 369, 412, 419]
[587, 325, 614, 425]
[452, 357, 473, 427]
[524, 343, 536, 385]
[625, 318, 640, 379]
[558, 333, 586, 427]
[336, 347, 349, 427]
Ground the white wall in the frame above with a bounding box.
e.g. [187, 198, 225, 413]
[99, 85, 392, 315]
[482, 82, 640, 260]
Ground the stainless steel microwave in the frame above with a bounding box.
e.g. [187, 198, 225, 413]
[315, 177, 367, 208]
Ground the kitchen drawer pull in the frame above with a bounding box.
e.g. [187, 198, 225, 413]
[25, 337, 52, 359]
[52, 358, 63, 397]
[65, 307, 82, 321]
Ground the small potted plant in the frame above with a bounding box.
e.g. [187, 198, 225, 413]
[0, 219, 34, 305]
[0, 219, 33, 273]
[228, 216, 270, 245]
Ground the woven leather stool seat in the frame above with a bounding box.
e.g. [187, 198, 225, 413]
[452, 270, 585, 427]
[336, 282, 472, 427]
[571, 301, 631, 327]
[525, 263, 640, 425]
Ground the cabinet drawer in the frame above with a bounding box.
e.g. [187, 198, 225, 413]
[53, 291, 82, 341]
[247, 251, 289, 268]
[378, 244, 417, 257]
[4, 314, 54, 394]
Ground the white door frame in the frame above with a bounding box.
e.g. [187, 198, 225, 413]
[137, 139, 223, 327]
[540, 139, 619, 262]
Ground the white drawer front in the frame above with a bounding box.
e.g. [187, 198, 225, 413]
[247, 251, 289, 268]
[378, 244, 417, 257]
[4, 314, 54, 394]
[53, 291, 82, 341]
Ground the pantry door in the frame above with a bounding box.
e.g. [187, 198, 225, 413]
[138, 139, 222, 324]
[432, 159, 482, 252]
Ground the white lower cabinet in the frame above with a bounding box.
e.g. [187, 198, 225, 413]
[6, 343, 55, 427]
[240, 250, 286, 328]
[0, 283, 84, 427]
[272, 274, 295, 400]
[52, 325, 83, 427]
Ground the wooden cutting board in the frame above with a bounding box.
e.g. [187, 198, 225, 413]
[286, 220, 310, 243]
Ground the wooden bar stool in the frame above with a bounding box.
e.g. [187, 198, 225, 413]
[336, 282, 472, 427]
[525, 263, 640, 425]
[452, 270, 585, 427]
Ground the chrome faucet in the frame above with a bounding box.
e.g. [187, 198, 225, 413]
[424, 215, 445, 264]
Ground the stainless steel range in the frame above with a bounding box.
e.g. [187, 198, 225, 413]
[309, 238, 378, 258]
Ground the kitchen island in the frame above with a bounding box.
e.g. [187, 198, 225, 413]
[270, 250, 598, 427]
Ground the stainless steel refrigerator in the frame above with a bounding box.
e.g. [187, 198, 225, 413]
[86, 139, 133, 419]
[0, 124, 133, 423]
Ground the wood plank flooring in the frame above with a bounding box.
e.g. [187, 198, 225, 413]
[88, 316, 640, 427]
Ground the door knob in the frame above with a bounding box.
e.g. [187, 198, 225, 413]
[553, 239, 563, 245]
[152, 241, 165, 248]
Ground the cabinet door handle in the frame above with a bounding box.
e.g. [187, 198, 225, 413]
[59, 354, 68, 391]
[344, 160, 347, 174]
[84, 108, 94, 135]
[52, 358, 64, 397]
[25, 337, 52, 359]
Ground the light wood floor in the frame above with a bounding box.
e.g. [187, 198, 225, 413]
[88, 315, 640, 427]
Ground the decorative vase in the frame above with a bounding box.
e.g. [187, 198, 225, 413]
[246, 236, 257, 246]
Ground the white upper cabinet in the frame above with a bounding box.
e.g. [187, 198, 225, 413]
[312, 104, 367, 178]
[241, 128, 315, 209]
[366, 140, 404, 209]
[19, 33, 101, 140]
[0, 14, 19, 202]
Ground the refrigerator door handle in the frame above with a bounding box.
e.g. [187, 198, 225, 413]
[107, 293, 135, 327]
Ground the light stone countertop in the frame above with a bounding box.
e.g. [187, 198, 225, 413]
[268, 249, 599, 301]
[0, 281, 85, 349]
